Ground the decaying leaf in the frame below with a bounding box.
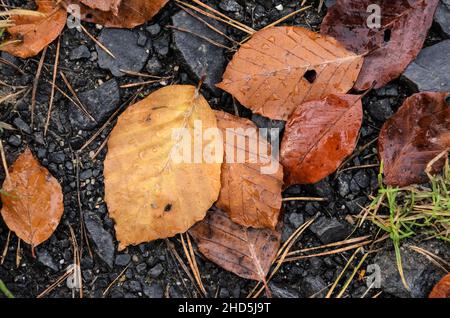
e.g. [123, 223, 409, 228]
[189, 208, 281, 281]
[214, 111, 283, 230]
[0, 148, 64, 253]
[321, 0, 439, 90]
[64, 0, 168, 28]
[378, 92, 450, 187]
[280, 94, 363, 185]
[217, 26, 363, 120]
[80, 0, 121, 15]
[104, 85, 222, 250]
[429, 274, 450, 298]
[1, 0, 67, 58]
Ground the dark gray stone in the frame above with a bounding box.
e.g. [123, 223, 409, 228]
[126, 280, 142, 292]
[288, 212, 304, 229]
[353, 170, 370, 189]
[84, 212, 115, 269]
[324, 0, 337, 8]
[69, 45, 91, 61]
[219, 0, 243, 12]
[96, 29, 151, 77]
[402, 40, 450, 91]
[143, 282, 164, 298]
[367, 98, 394, 122]
[146, 57, 163, 74]
[79, 169, 93, 180]
[7, 135, 21, 147]
[374, 240, 448, 298]
[269, 282, 300, 298]
[149, 263, 164, 278]
[137, 32, 148, 47]
[435, 0, 450, 37]
[49, 151, 65, 164]
[0, 52, 20, 76]
[337, 174, 351, 197]
[153, 34, 170, 56]
[13, 117, 31, 134]
[302, 275, 327, 297]
[69, 80, 120, 132]
[146, 24, 161, 36]
[36, 248, 58, 271]
[310, 216, 351, 244]
[172, 10, 227, 95]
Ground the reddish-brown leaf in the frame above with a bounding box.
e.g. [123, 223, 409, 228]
[64, 0, 168, 28]
[0, 148, 64, 252]
[378, 92, 450, 187]
[80, 0, 121, 15]
[429, 274, 450, 298]
[280, 94, 363, 185]
[189, 208, 281, 282]
[217, 26, 363, 121]
[214, 111, 283, 230]
[321, 0, 439, 90]
[0, 0, 67, 58]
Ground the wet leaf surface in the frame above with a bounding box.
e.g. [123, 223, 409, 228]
[321, 0, 439, 90]
[280, 94, 363, 185]
[80, 0, 122, 15]
[217, 26, 363, 120]
[429, 274, 450, 298]
[378, 92, 450, 186]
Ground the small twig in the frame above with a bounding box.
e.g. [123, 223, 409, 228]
[282, 196, 327, 202]
[120, 79, 163, 89]
[103, 263, 130, 296]
[0, 57, 25, 75]
[31, 46, 47, 127]
[0, 88, 27, 105]
[0, 230, 11, 265]
[15, 238, 21, 267]
[80, 24, 115, 59]
[44, 37, 61, 136]
[0, 139, 9, 179]
[37, 268, 74, 298]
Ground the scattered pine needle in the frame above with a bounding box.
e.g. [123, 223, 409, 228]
[0, 9, 45, 17]
[103, 263, 130, 296]
[120, 79, 163, 89]
[0, 230, 11, 265]
[44, 37, 60, 136]
[0, 87, 27, 105]
[167, 25, 234, 50]
[80, 24, 115, 59]
[282, 196, 327, 202]
[31, 46, 47, 126]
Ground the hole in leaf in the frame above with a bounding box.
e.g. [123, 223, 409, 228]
[303, 70, 317, 84]
[164, 204, 172, 212]
[86, 13, 93, 19]
[384, 29, 392, 42]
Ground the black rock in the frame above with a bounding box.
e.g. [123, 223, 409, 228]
[79, 169, 93, 180]
[143, 282, 164, 298]
[353, 170, 370, 189]
[0, 52, 20, 76]
[345, 196, 368, 215]
[69, 45, 91, 61]
[219, 0, 243, 12]
[374, 240, 448, 298]
[269, 282, 300, 298]
[153, 34, 170, 56]
[367, 98, 394, 122]
[96, 29, 151, 77]
[36, 248, 58, 271]
[115, 254, 131, 267]
[310, 216, 351, 244]
[69, 80, 120, 132]
[136, 263, 147, 274]
[288, 212, 304, 229]
[337, 174, 351, 197]
[7, 135, 21, 147]
[302, 275, 327, 297]
[13, 117, 31, 134]
[146, 57, 163, 74]
[84, 211, 115, 269]
[146, 24, 161, 36]
[308, 179, 335, 200]
[149, 263, 164, 278]
[49, 151, 65, 164]
[137, 32, 148, 47]
[126, 280, 142, 292]
[435, 0, 450, 37]
[402, 40, 450, 92]
[172, 10, 227, 95]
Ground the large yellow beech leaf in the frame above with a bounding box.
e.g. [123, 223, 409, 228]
[104, 85, 222, 250]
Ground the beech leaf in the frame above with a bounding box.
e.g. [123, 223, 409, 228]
[64, 0, 168, 28]
[0, 148, 64, 252]
[104, 85, 222, 250]
[217, 26, 363, 120]
[214, 111, 283, 230]
[189, 208, 281, 282]
[321, 0, 439, 90]
[1, 0, 67, 58]
[429, 274, 450, 298]
[280, 94, 363, 185]
[80, 0, 122, 15]
[378, 92, 450, 187]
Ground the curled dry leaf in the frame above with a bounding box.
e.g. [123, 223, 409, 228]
[378, 92, 450, 187]
[217, 26, 363, 121]
[214, 111, 283, 230]
[429, 274, 450, 298]
[1, 0, 67, 58]
[64, 0, 168, 28]
[321, 0, 439, 90]
[280, 94, 363, 185]
[80, 0, 121, 15]
[189, 208, 281, 282]
[0, 148, 63, 253]
[104, 85, 222, 250]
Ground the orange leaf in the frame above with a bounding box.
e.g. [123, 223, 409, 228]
[1, 0, 67, 58]
[64, 0, 168, 28]
[429, 274, 450, 298]
[215, 111, 283, 230]
[80, 0, 121, 15]
[280, 94, 363, 185]
[378, 92, 450, 187]
[217, 26, 363, 120]
[0, 148, 64, 252]
[189, 208, 281, 282]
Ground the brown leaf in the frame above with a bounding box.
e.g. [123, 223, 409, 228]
[104, 85, 222, 250]
[80, 0, 121, 15]
[1, 0, 67, 58]
[214, 111, 283, 230]
[64, 0, 168, 28]
[0, 148, 64, 252]
[217, 26, 363, 121]
[378, 92, 450, 187]
[321, 0, 439, 90]
[429, 274, 450, 298]
[280, 94, 363, 185]
[189, 208, 281, 281]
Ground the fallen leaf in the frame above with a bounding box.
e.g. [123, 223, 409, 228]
[64, 0, 168, 28]
[189, 208, 281, 281]
[280, 94, 363, 185]
[80, 0, 121, 15]
[104, 85, 222, 250]
[0, 148, 64, 253]
[214, 111, 283, 230]
[429, 274, 450, 298]
[321, 0, 439, 90]
[217, 26, 363, 120]
[1, 0, 67, 58]
[378, 92, 450, 187]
